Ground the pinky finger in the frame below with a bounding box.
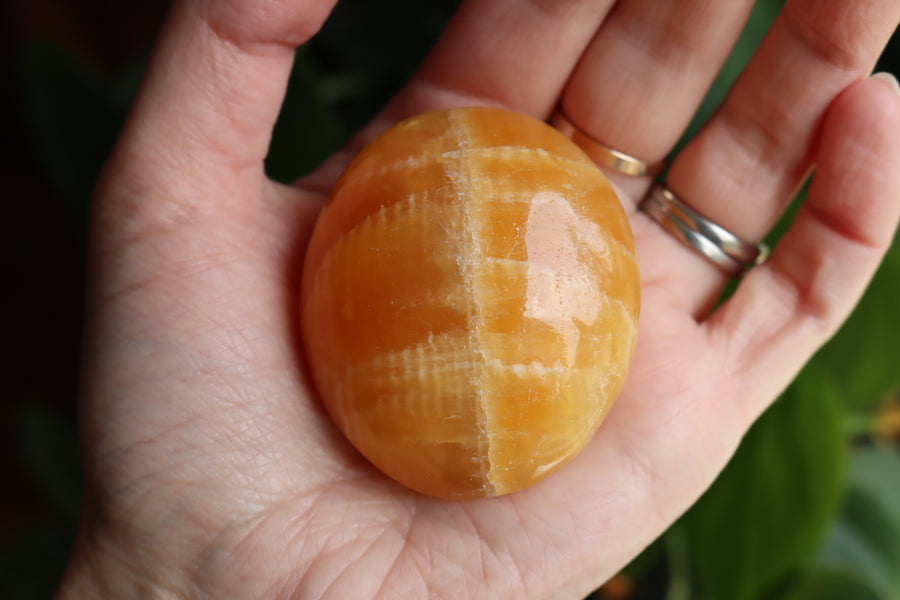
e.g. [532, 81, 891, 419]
[705, 75, 900, 423]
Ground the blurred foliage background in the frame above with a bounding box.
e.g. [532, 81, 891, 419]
[1, 1, 899, 598]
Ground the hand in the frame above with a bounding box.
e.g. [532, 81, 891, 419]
[58, 0, 900, 598]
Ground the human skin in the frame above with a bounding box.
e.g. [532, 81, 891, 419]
[56, 0, 900, 598]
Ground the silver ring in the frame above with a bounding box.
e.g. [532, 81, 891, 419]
[550, 109, 666, 177]
[640, 183, 769, 277]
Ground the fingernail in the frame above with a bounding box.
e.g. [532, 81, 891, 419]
[870, 71, 900, 99]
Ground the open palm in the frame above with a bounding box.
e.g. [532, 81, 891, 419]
[61, 0, 900, 598]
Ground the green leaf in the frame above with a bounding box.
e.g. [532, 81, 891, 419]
[685, 372, 846, 600]
[309, 0, 460, 133]
[817, 446, 900, 598]
[811, 243, 900, 410]
[265, 46, 341, 183]
[775, 568, 881, 600]
[675, 0, 785, 153]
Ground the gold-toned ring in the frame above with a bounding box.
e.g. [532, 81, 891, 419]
[550, 108, 666, 177]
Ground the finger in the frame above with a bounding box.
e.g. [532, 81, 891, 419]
[665, 0, 900, 298]
[361, 0, 616, 134]
[705, 76, 900, 423]
[109, 0, 337, 187]
[557, 0, 756, 196]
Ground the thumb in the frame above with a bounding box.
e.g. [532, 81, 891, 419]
[86, 0, 337, 319]
[107, 0, 337, 193]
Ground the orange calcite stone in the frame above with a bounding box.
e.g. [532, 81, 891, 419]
[301, 107, 640, 498]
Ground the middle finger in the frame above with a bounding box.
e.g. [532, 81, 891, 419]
[559, 0, 757, 199]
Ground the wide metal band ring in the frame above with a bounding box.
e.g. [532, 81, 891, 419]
[640, 183, 770, 278]
[550, 108, 666, 178]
